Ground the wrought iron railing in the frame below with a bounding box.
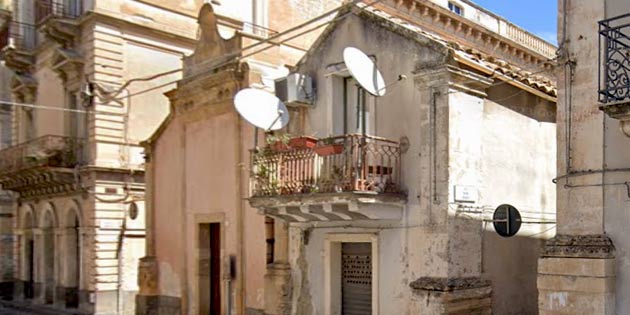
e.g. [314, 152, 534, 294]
[8, 21, 37, 51]
[35, 0, 83, 24]
[599, 13, 630, 103]
[251, 134, 401, 197]
[0, 135, 84, 174]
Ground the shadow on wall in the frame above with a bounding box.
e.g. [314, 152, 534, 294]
[487, 85, 556, 124]
[483, 230, 546, 315]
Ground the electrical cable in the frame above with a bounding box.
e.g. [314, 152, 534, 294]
[98, 0, 378, 99]
[105, 0, 388, 101]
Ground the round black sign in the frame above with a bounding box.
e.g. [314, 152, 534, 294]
[493, 204, 521, 237]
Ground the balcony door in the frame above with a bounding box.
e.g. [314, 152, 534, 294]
[335, 77, 375, 136]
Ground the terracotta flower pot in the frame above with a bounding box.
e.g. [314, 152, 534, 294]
[288, 136, 318, 150]
[313, 143, 344, 156]
[289, 136, 317, 150]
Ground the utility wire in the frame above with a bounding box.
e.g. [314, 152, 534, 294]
[99, 0, 377, 100]
[107, 1, 387, 101]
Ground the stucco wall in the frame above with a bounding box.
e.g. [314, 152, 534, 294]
[447, 86, 556, 314]
[291, 11, 557, 315]
[603, 1, 630, 313]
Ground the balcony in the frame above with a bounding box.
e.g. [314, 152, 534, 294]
[35, 0, 82, 46]
[249, 134, 406, 222]
[599, 13, 630, 136]
[36, 0, 82, 24]
[1, 22, 37, 72]
[0, 135, 85, 198]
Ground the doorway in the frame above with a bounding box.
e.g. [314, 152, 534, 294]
[341, 242, 372, 315]
[198, 223, 221, 315]
[24, 238, 34, 299]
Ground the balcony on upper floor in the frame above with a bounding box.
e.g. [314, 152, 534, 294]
[35, 0, 83, 46]
[1, 21, 37, 72]
[598, 13, 630, 136]
[0, 135, 85, 198]
[249, 134, 406, 223]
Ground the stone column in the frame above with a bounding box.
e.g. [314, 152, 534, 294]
[409, 65, 493, 315]
[32, 228, 44, 304]
[264, 220, 291, 315]
[13, 229, 23, 301]
[537, 2, 616, 315]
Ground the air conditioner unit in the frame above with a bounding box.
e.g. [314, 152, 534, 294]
[275, 73, 314, 106]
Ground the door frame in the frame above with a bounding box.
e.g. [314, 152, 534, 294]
[324, 233, 379, 315]
[194, 214, 225, 315]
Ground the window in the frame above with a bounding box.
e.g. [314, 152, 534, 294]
[332, 76, 376, 136]
[448, 2, 463, 16]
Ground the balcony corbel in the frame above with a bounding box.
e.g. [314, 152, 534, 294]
[51, 47, 83, 83]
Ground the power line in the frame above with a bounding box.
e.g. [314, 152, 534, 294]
[99, 0, 376, 100]
[108, 1, 386, 101]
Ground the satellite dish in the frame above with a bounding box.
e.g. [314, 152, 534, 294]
[234, 88, 290, 131]
[492, 204, 522, 238]
[343, 47, 387, 97]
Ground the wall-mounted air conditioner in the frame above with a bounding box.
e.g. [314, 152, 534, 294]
[275, 73, 314, 106]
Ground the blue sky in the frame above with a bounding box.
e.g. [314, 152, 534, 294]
[471, 0, 558, 44]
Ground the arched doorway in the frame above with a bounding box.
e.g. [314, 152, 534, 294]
[22, 211, 34, 300]
[41, 211, 55, 304]
[64, 210, 80, 308]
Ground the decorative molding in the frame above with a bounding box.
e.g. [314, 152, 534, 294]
[410, 276, 490, 292]
[183, 4, 242, 78]
[600, 101, 630, 138]
[541, 234, 615, 259]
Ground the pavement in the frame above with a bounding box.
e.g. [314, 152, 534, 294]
[0, 300, 88, 315]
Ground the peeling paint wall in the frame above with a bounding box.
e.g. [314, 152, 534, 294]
[290, 10, 556, 315]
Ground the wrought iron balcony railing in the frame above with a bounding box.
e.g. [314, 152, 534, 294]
[0, 135, 84, 175]
[599, 13, 630, 103]
[35, 0, 83, 24]
[8, 21, 37, 51]
[250, 134, 401, 197]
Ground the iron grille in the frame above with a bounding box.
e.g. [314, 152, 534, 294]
[599, 13, 630, 103]
[250, 134, 401, 197]
[35, 0, 83, 24]
[0, 135, 85, 174]
[8, 21, 37, 51]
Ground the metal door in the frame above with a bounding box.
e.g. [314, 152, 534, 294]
[341, 242, 372, 315]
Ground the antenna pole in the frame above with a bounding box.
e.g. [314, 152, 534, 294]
[265, 110, 284, 132]
[254, 127, 259, 148]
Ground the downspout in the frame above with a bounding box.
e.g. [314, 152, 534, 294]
[235, 72, 245, 315]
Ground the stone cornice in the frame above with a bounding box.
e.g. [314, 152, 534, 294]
[542, 234, 615, 259]
[376, 0, 555, 73]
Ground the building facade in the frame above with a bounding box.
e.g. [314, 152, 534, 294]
[0, 0, 201, 314]
[0, 0, 14, 298]
[137, 1, 342, 315]
[537, 1, 630, 314]
[247, 1, 558, 314]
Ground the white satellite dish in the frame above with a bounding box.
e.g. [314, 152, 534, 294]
[234, 88, 290, 131]
[343, 47, 387, 97]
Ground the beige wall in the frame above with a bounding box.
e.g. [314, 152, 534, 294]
[290, 11, 556, 314]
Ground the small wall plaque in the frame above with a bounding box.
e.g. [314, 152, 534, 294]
[454, 185, 478, 203]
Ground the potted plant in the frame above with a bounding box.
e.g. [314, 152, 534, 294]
[288, 136, 318, 150]
[314, 136, 344, 156]
[266, 133, 292, 152]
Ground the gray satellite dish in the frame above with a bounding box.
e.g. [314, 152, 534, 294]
[234, 88, 290, 131]
[343, 47, 387, 97]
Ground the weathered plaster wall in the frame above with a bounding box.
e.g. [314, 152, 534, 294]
[602, 0, 630, 313]
[292, 10, 557, 315]
[447, 85, 556, 314]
